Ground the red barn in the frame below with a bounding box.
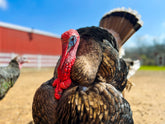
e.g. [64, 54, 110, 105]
[0, 22, 61, 68]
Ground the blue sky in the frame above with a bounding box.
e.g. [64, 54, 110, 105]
[0, 0, 165, 48]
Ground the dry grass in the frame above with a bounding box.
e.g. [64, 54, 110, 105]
[0, 68, 165, 124]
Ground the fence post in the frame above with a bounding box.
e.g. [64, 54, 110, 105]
[11, 53, 17, 59]
[37, 55, 41, 68]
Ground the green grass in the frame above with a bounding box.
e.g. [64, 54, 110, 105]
[139, 66, 165, 71]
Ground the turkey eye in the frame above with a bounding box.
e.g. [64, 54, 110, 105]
[69, 36, 77, 46]
[71, 37, 74, 41]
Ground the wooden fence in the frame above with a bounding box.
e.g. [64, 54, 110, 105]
[0, 52, 60, 68]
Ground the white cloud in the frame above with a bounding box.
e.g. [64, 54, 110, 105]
[157, 33, 165, 43]
[124, 33, 165, 48]
[137, 33, 165, 45]
[139, 34, 155, 43]
[0, 0, 8, 10]
[162, 22, 165, 27]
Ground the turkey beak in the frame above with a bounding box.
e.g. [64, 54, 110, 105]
[22, 57, 29, 63]
[67, 44, 72, 53]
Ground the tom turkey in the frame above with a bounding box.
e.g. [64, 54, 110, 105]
[119, 47, 141, 92]
[124, 59, 140, 79]
[32, 8, 143, 124]
[0, 56, 28, 99]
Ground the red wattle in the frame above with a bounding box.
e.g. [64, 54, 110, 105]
[54, 93, 61, 100]
[60, 78, 72, 89]
[52, 78, 60, 87]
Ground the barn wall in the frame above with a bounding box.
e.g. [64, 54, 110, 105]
[0, 26, 61, 55]
[0, 27, 2, 50]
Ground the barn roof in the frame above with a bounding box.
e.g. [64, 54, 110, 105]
[0, 21, 60, 38]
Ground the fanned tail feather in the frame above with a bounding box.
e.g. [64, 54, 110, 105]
[99, 7, 143, 48]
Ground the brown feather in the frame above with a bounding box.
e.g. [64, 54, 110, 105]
[99, 8, 143, 48]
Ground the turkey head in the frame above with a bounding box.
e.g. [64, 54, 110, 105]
[52, 29, 80, 100]
[10, 56, 29, 69]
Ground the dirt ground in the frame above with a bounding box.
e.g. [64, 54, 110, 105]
[0, 68, 165, 124]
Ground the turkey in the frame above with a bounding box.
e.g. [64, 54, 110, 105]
[122, 59, 140, 92]
[119, 47, 141, 92]
[33, 29, 133, 124]
[119, 47, 141, 79]
[124, 59, 140, 79]
[32, 8, 143, 124]
[0, 56, 28, 99]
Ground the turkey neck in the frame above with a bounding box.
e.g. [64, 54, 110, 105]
[58, 38, 80, 80]
[8, 60, 19, 69]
